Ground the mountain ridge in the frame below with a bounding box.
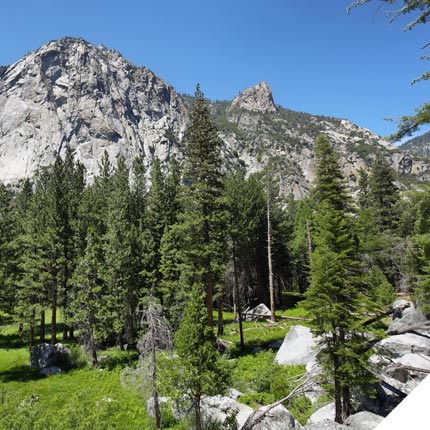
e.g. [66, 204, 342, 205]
[400, 131, 430, 159]
[0, 37, 429, 197]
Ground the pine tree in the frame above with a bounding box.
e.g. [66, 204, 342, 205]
[305, 135, 371, 424]
[166, 286, 230, 430]
[0, 183, 16, 319]
[104, 156, 144, 346]
[71, 228, 106, 367]
[181, 85, 227, 327]
[146, 158, 169, 296]
[368, 152, 399, 233]
[224, 169, 267, 347]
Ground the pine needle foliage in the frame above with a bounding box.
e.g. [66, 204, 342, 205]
[304, 135, 373, 424]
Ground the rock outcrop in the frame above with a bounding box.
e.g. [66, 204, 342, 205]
[0, 37, 187, 183]
[228, 81, 277, 114]
[275, 325, 318, 366]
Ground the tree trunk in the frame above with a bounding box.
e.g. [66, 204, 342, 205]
[267, 182, 275, 323]
[88, 319, 98, 368]
[29, 309, 35, 349]
[232, 240, 244, 350]
[342, 385, 351, 422]
[40, 309, 46, 343]
[333, 355, 343, 424]
[206, 274, 214, 327]
[217, 300, 224, 336]
[51, 283, 57, 345]
[195, 393, 202, 430]
[150, 315, 161, 430]
[62, 325, 68, 340]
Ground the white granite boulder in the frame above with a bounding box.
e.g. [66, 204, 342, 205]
[307, 403, 335, 424]
[243, 404, 301, 430]
[302, 420, 348, 430]
[201, 395, 254, 429]
[376, 333, 430, 357]
[275, 325, 318, 366]
[344, 411, 384, 430]
[244, 303, 272, 321]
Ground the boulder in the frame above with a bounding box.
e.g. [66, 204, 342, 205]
[344, 411, 384, 430]
[40, 366, 61, 376]
[244, 303, 272, 321]
[394, 353, 430, 371]
[30, 343, 71, 370]
[227, 388, 243, 400]
[375, 333, 430, 358]
[275, 325, 318, 366]
[146, 397, 185, 420]
[308, 403, 335, 424]
[201, 395, 254, 429]
[391, 299, 412, 312]
[387, 305, 426, 334]
[302, 419, 348, 430]
[245, 404, 301, 430]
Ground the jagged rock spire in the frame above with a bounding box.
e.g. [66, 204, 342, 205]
[228, 81, 277, 114]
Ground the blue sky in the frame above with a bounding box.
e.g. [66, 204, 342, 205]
[1, 0, 428, 139]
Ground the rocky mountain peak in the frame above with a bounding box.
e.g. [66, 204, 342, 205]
[0, 37, 187, 183]
[228, 81, 277, 114]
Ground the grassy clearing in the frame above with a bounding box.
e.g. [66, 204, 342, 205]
[0, 322, 149, 430]
[0, 302, 316, 429]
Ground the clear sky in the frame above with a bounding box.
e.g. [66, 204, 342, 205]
[1, 0, 428, 139]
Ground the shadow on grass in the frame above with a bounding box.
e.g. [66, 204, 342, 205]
[0, 365, 43, 383]
[0, 333, 26, 349]
[99, 350, 139, 371]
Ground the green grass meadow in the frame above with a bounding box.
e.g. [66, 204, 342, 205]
[0, 303, 316, 429]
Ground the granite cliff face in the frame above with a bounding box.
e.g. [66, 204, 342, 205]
[400, 131, 430, 159]
[0, 37, 187, 183]
[0, 37, 428, 196]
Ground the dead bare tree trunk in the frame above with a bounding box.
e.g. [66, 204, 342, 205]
[267, 179, 275, 323]
[138, 297, 173, 430]
[241, 371, 317, 430]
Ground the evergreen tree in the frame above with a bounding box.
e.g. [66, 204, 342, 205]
[181, 85, 227, 327]
[146, 158, 169, 296]
[368, 152, 399, 233]
[104, 156, 144, 346]
[286, 195, 313, 294]
[357, 153, 402, 288]
[305, 135, 371, 424]
[70, 228, 107, 367]
[162, 286, 230, 430]
[0, 183, 16, 318]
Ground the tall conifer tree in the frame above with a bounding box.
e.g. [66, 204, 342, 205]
[305, 135, 370, 424]
[181, 85, 227, 326]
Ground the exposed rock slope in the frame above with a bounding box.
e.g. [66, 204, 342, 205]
[0, 37, 429, 196]
[0, 37, 187, 182]
[400, 130, 430, 159]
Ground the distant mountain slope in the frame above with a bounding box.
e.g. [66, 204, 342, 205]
[400, 131, 430, 159]
[0, 37, 429, 197]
